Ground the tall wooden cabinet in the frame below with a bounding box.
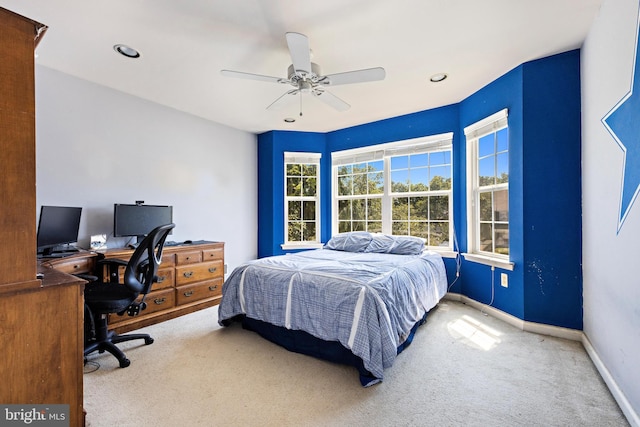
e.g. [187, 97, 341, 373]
[0, 7, 84, 427]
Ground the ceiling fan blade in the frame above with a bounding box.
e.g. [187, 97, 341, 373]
[285, 32, 312, 76]
[267, 89, 299, 110]
[321, 67, 386, 86]
[221, 69, 287, 84]
[312, 89, 350, 111]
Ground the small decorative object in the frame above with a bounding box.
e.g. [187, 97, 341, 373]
[90, 234, 107, 250]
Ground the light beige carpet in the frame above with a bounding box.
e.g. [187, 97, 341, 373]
[83, 300, 628, 426]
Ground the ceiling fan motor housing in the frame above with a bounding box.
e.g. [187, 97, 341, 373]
[287, 63, 324, 86]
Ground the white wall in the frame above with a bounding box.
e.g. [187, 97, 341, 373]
[35, 66, 258, 273]
[582, 0, 640, 422]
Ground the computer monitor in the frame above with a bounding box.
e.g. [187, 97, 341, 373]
[113, 203, 173, 243]
[36, 205, 82, 256]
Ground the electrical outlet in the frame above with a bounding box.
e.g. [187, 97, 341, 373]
[500, 273, 508, 288]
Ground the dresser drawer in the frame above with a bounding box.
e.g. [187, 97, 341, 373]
[175, 260, 223, 285]
[203, 247, 224, 261]
[175, 278, 223, 305]
[176, 250, 202, 265]
[108, 288, 175, 324]
[152, 267, 174, 291]
[49, 256, 94, 275]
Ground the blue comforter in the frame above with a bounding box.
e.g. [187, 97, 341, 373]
[218, 249, 447, 384]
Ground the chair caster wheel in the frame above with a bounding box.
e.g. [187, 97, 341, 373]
[145, 337, 154, 345]
[119, 358, 131, 368]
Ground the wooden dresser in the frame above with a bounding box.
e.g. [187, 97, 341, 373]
[98, 241, 225, 334]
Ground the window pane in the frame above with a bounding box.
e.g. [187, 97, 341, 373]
[411, 168, 429, 191]
[429, 222, 449, 247]
[391, 170, 409, 192]
[302, 164, 316, 176]
[495, 223, 509, 255]
[367, 221, 382, 233]
[352, 199, 366, 221]
[338, 200, 351, 220]
[411, 221, 428, 239]
[286, 164, 300, 176]
[302, 201, 315, 221]
[410, 153, 428, 167]
[288, 222, 301, 242]
[338, 165, 351, 175]
[429, 195, 449, 220]
[288, 200, 301, 220]
[496, 153, 509, 184]
[410, 197, 428, 220]
[287, 177, 301, 196]
[391, 155, 408, 169]
[479, 134, 495, 157]
[352, 221, 366, 231]
[494, 190, 509, 222]
[369, 160, 383, 172]
[302, 177, 316, 196]
[353, 173, 367, 195]
[430, 151, 450, 166]
[479, 192, 492, 221]
[480, 223, 493, 252]
[368, 171, 384, 194]
[392, 197, 408, 220]
[368, 198, 382, 221]
[338, 176, 352, 196]
[479, 157, 495, 186]
[338, 221, 350, 233]
[430, 166, 451, 190]
[392, 221, 408, 235]
[496, 128, 508, 152]
[302, 222, 316, 241]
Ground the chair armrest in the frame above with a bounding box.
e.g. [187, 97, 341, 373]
[96, 258, 129, 283]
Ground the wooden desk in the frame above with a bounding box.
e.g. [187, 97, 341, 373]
[43, 242, 225, 334]
[0, 264, 86, 427]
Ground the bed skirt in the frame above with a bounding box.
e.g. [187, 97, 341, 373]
[234, 311, 429, 387]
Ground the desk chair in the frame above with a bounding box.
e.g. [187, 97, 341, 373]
[84, 223, 175, 368]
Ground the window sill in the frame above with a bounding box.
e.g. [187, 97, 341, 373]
[281, 242, 324, 251]
[429, 249, 458, 259]
[462, 253, 514, 270]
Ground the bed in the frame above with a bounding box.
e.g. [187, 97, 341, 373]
[217, 232, 448, 386]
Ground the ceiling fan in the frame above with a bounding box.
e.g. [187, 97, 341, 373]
[221, 32, 385, 116]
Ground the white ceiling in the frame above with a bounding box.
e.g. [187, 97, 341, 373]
[2, 0, 602, 134]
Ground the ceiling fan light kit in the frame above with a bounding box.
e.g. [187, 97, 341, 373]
[221, 32, 385, 115]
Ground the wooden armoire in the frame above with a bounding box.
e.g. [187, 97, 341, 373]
[0, 7, 85, 426]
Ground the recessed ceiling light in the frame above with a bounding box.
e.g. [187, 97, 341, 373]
[284, 118, 296, 123]
[429, 73, 448, 83]
[114, 44, 140, 58]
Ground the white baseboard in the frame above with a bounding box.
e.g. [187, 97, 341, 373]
[443, 292, 639, 427]
[444, 292, 582, 340]
[582, 335, 640, 427]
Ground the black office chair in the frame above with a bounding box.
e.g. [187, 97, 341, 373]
[84, 223, 175, 368]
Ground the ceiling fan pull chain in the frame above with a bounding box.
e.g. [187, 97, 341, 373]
[299, 91, 303, 116]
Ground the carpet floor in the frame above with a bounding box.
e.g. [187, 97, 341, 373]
[83, 300, 628, 426]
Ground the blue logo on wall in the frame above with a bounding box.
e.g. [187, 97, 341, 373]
[602, 11, 640, 233]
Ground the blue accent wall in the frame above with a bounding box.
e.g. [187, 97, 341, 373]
[257, 50, 582, 329]
[521, 50, 583, 329]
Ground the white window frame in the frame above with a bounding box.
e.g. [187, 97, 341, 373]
[463, 109, 514, 270]
[331, 133, 455, 254]
[282, 152, 323, 250]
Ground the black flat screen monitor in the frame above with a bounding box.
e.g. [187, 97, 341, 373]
[37, 205, 82, 256]
[114, 203, 173, 242]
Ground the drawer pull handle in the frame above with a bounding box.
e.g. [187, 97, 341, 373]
[185, 256, 191, 261]
[183, 271, 194, 278]
[208, 267, 217, 273]
[183, 290, 194, 297]
[154, 298, 166, 305]
[208, 285, 218, 291]
[157, 276, 165, 283]
[73, 265, 80, 269]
